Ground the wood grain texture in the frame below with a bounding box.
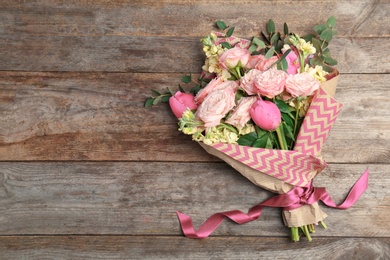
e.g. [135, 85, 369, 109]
[0, 36, 389, 73]
[0, 162, 388, 237]
[0, 72, 388, 163]
[0, 0, 389, 258]
[1, 0, 388, 37]
[0, 236, 389, 260]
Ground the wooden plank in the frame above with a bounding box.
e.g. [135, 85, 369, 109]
[1, 0, 388, 37]
[0, 72, 389, 163]
[0, 236, 389, 259]
[0, 162, 388, 237]
[0, 35, 389, 73]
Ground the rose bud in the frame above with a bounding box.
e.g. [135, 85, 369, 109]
[250, 99, 281, 131]
[169, 91, 198, 118]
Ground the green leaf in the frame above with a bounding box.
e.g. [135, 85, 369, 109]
[277, 58, 288, 71]
[248, 44, 257, 53]
[220, 42, 232, 49]
[313, 24, 327, 35]
[216, 20, 228, 30]
[178, 84, 186, 93]
[326, 16, 336, 28]
[267, 19, 275, 34]
[320, 28, 333, 42]
[256, 126, 268, 138]
[281, 113, 294, 128]
[151, 89, 161, 96]
[237, 132, 257, 146]
[283, 122, 295, 140]
[284, 22, 289, 35]
[323, 56, 338, 65]
[311, 37, 322, 53]
[270, 32, 280, 46]
[275, 99, 290, 114]
[265, 46, 275, 59]
[152, 95, 161, 105]
[226, 27, 235, 37]
[252, 132, 270, 148]
[265, 135, 274, 149]
[252, 37, 266, 48]
[161, 95, 170, 103]
[144, 97, 154, 108]
[181, 75, 191, 84]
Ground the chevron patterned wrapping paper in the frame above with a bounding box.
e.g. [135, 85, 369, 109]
[210, 85, 342, 187]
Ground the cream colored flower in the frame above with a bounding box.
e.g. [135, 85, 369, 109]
[304, 64, 329, 82]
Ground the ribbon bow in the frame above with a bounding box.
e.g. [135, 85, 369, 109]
[177, 169, 369, 239]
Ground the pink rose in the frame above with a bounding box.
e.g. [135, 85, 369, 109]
[250, 99, 281, 131]
[195, 78, 239, 104]
[284, 49, 300, 75]
[248, 55, 278, 71]
[285, 72, 320, 97]
[239, 69, 262, 95]
[253, 69, 287, 98]
[196, 89, 236, 127]
[194, 77, 224, 104]
[225, 96, 258, 129]
[169, 91, 198, 118]
[219, 47, 250, 69]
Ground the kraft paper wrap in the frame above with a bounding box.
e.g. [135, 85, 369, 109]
[199, 73, 341, 227]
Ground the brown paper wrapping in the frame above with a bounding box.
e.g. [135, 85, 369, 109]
[199, 73, 339, 228]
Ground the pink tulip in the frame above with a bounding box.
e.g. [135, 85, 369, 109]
[169, 91, 198, 118]
[250, 99, 281, 131]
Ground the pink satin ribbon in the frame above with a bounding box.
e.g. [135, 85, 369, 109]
[177, 169, 369, 239]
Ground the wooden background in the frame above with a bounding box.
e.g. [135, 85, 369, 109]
[0, 1, 389, 259]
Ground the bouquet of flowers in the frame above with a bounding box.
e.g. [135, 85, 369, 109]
[145, 17, 368, 242]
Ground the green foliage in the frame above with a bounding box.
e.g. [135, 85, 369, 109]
[308, 16, 338, 69]
[216, 20, 228, 30]
[144, 89, 173, 107]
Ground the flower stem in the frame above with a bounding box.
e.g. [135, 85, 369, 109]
[293, 99, 301, 139]
[275, 124, 288, 150]
[291, 227, 299, 242]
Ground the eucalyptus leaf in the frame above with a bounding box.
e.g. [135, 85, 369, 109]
[252, 37, 266, 48]
[267, 19, 275, 34]
[226, 27, 235, 37]
[277, 58, 288, 71]
[265, 46, 275, 59]
[270, 32, 280, 46]
[326, 16, 336, 28]
[216, 20, 228, 30]
[248, 44, 257, 53]
[144, 97, 154, 108]
[220, 42, 232, 49]
[181, 75, 192, 83]
[313, 24, 327, 35]
[320, 28, 333, 42]
[284, 22, 289, 35]
[152, 95, 162, 105]
[151, 89, 161, 96]
[161, 95, 170, 103]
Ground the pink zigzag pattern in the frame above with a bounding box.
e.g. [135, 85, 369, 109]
[294, 88, 342, 155]
[211, 144, 325, 186]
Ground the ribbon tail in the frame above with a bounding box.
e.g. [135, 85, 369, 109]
[316, 169, 369, 209]
[176, 208, 262, 239]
